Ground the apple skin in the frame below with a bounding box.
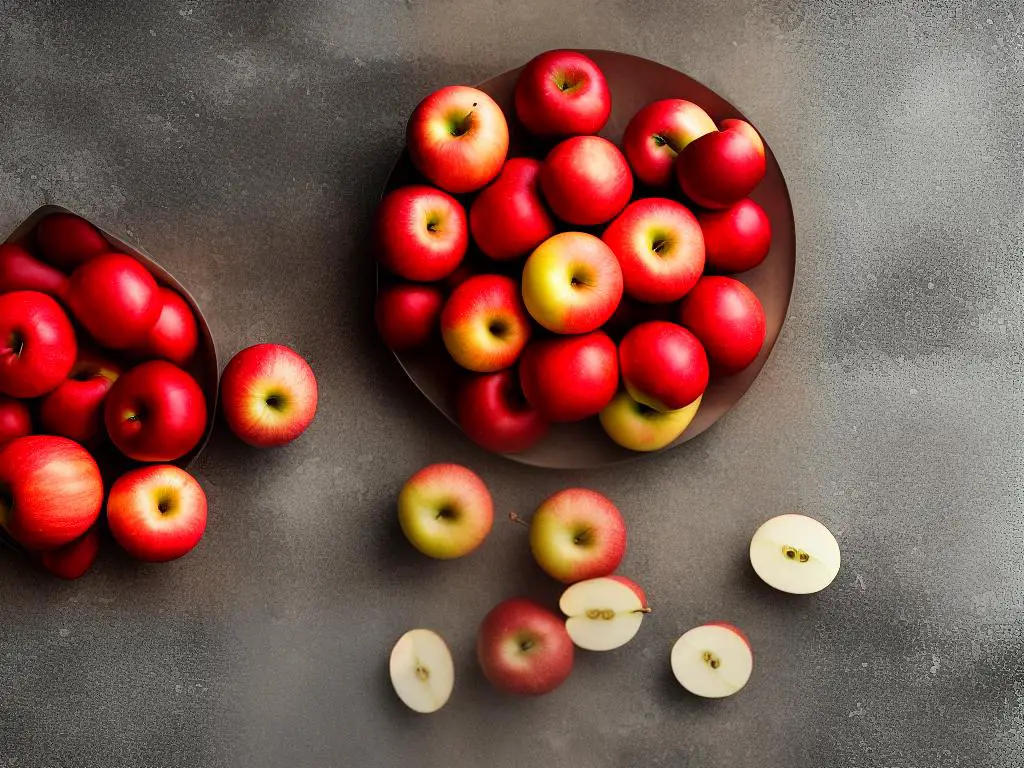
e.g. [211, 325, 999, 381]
[131, 288, 200, 367]
[456, 370, 549, 454]
[0, 435, 103, 550]
[622, 99, 717, 187]
[441, 275, 532, 373]
[601, 198, 705, 304]
[406, 85, 509, 194]
[105, 360, 208, 462]
[599, 391, 702, 452]
[519, 331, 618, 423]
[529, 488, 626, 584]
[375, 283, 444, 351]
[376, 185, 468, 282]
[476, 597, 574, 696]
[540, 136, 633, 226]
[0, 396, 31, 446]
[676, 119, 766, 209]
[398, 463, 493, 559]
[66, 253, 161, 349]
[0, 242, 69, 297]
[514, 50, 611, 136]
[619, 321, 709, 411]
[40, 350, 123, 444]
[39, 526, 100, 580]
[470, 158, 556, 261]
[107, 465, 208, 562]
[35, 213, 108, 270]
[521, 232, 623, 334]
[0, 290, 78, 398]
[698, 199, 772, 273]
[678, 276, 766, 374]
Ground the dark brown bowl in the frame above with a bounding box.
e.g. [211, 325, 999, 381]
[379, 50, 796, 469]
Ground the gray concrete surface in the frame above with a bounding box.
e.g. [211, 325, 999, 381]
[1, 1, 1022, 766]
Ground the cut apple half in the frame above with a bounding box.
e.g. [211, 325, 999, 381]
[671, 622, 753, 698]
[749, 513, 841, 594]
[389, 628, 455, 713]
[559, 576, 650, 651]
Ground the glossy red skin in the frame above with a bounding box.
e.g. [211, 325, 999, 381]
[104, 360, 207, 462]
[441, 275, 532, 372]
[66, 253, 161, 348]
[0, 396, 31, 446]
[35, 214, 108, 270]
[456, 369, 549, 453]
[514, 50, 611, 136]
[676, 123, 766, 209]
[132, 288, 199, 366]
[519, 331, 618, 422]
[0, 242, 69, 297]
[619, 321, 709, 411]
[0, 291, 77, 398]
[540, 136, 633, 226]
[375, 283, 444, 351]
[678, 276, 766, 374]
[376, 185, 468, 282]
[699, 199, 772, 273]
[621, 99, 714, 188]
[470, 158, 556, 261]
[40, 351, 122, 444]
[0, 435, 103, 550]
[39, 527, 100, 580]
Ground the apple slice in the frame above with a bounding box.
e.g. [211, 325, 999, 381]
[389, 629, 455, 714]
[670, 622, 753, 698]
[749, 513, 841, 594]
[559, 576, 650, 651]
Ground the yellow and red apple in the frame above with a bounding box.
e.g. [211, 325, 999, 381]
[622, 99, 716, 187]
[441, 275, 532, 372]
[397, 463, 493, 559]
[599, 391, 702, 452]
[529, 488, 626, 584]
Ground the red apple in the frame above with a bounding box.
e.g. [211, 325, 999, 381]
[39, 527, 100, 580]
[406, 85, 509, 194]
[678, 276, 766, 374]
[622, 99, 717, 187]
[105, 360, 207, 462]
[0, 290, 77, 398]
[619, 321, 708, 411]
[40, 350, 122, 444]
[220, 343, 317, 448]
[397, 463, 493, 559]
[35, 213, 108, 270]
[514, 50, 611, 136]
[106, 464, 207, 562]
[0, 242, 68, 297]
[676, 119, 766, 209]
[375, 283, 444, 351]
[441, 275, 531, 373]
[529, 488, 626, 583]
[699, 199, 772, 273]
[132, 288, 199, 366]
[540, 136, 633, 226]
[0, 435, 103, 550]
[476, 597, 574, 696]
[456, 370, 549, 453]
[519, 331, 618, 422]
[0, 396, 31, 446]
[469, 158, 556, 261]
[376, 185, 468, 282]
[602, 198, 704, 304]
[66, 253, 161, 348]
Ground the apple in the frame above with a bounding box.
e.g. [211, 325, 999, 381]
[441, 275, 531, 373]
[521, 232, 623, 334]
[0, 242, 68, 297]
[619, 321, 708, 411]
[375, 185, 468, 282]
[65, 253, 161, 348]
[220, 343, 318, 448]
[559, 576, 649, 651]
[40, 350, 122, 444]
[39, 526, 100, 580]
[397, 463, 493, 559]
[105, 360, 207, 462]
[540, 136, 633, 226]
[676, 119, 766, 209]
[0, 396, 31, 446]
[601, 198, 704, 304]
[622, 99, 717, 187]
[469, 158, 556, 261]
[389, 628, 455, 714]
[749, 513, 841, 594]
[0, 290, 77, 398]
[698, 198, 772, 274]
[513, 50, 611, 136]
[671, 622, 753, 698]
[0, 435, 103, 550]
[518, 331, 618, 422]
[456, 370, 548, 454]
[132, 288, 199, 366]
[678, 276, 766, 374]
[529, 488, 625, 584]
[106, 464, 208, 562]
[35, 213, 108, 270]
[476, 597, 574, 696]
[375, 283, 444, 351]
[406, 85, 509, 194]
[599, 391, 701, 452]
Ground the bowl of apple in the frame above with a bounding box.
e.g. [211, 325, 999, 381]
[374, 49, 796, 468]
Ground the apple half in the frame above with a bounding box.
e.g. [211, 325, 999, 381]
[749, 513, 841, 594]
[389, 629, 455, 714]
[559, 576, 650, 651]
[670, 622, 752, 698]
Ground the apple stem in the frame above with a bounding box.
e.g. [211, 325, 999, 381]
[507, 512, 530, 528]
[636, 607, 653, 614]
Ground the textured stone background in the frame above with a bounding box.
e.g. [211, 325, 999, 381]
[1, 1, 1022, 766]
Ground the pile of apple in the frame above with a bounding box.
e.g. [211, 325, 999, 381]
[375, 50, 773, 454]
[0, 213, 318, 578]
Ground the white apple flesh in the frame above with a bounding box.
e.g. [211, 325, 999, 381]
[749, 513, 841, 594]
[559, 576, 650, 651]
[671, 623, 753, 698]
[389, 629, 455, 714]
